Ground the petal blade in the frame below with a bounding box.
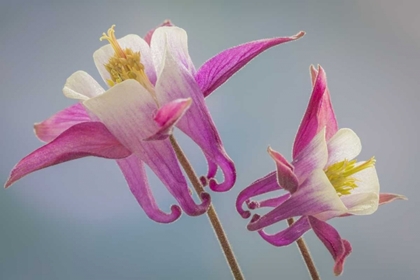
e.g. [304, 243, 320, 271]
[117, 155, 181, 223]
[5, 122, 131, 188]
[308, 216, 352, 276]
[293, 66, 338, 158]
[34, 103, 91, 143]
[196, 31, 305, 98]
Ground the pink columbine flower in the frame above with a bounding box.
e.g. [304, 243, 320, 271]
[236, 65, 406, 275]
[5, 21, 304, 223]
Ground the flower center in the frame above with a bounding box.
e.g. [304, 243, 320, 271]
[324, 157, 376, 196]
[100, 25, 154, 93]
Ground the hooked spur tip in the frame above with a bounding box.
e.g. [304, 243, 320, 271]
[247, 214, 262, 231]
[240, 210, 251, 219]
[199, 192, 212, 208]
[250, 213, 261, 223]
[208, 178, 232, 192]
[168, 205, 182, 222]
[246, 200, 259, 210]
[199, 175, 209, 187]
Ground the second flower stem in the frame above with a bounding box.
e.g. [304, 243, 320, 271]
[287, 218, 321, 280]
[170, 135, 244, 280]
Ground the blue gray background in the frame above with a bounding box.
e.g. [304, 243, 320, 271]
[0, 1, 417, 279]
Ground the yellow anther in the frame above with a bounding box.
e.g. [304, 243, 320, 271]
[100, 25, 155, 95]
[325, 157, 376, 196]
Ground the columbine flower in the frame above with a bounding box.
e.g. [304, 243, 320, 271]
[236, 65, 406, 275]
[6, 21, 304, 223]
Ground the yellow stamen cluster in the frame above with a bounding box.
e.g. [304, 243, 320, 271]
[100, 25, 154, 93]
[324, 157, 376, 196]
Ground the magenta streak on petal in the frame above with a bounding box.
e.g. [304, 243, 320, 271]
[258, 216, 311, 246]
[5, 122, 131, 188]
[292, 128, 328, 183]
[292, 66, 338, 158]
[144, 98, 192, 141]
[117, 155, 181, 223]
[308, 216, 352, 276]
[268, 147, 298, 193]
[84, 80, 210, 217]
[247, 169, 346, 231]
[144, 20, 173, 45]
[247, 193, 291, 210]
[34, 103, 91, 143]
[154, 47, 235, 192]
[195, 31, 305, 98]
[236, 171, 279, 219]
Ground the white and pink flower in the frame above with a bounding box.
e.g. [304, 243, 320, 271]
[6, 21, 304, 224]
[236, 65, 406, 275]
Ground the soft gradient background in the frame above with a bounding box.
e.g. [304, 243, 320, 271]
[0, 1, 417, 279]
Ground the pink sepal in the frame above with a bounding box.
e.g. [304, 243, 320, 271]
[5, 122, 131, 188]
[145, 98, 192, 141]
[379, 193, 407, 205]
[258, 216, 311, 246]
[308, 216, 352, 276]
[144, 20, 173, 45]
[293, 66, 338, 158]
[196, 31, 305, 98]
[268, 147, 298, 193]
[34, 103, 90, 143]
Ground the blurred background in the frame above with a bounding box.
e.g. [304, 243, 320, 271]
[0, 0, 418, 279]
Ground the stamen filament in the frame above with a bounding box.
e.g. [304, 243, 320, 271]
[100, 25, 126, 58]
[99, 25, 156, 100]
[325, 157, 376, 196]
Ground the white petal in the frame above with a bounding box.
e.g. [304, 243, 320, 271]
[150, 26, 195, 78]
[352, 165, 380, 194]
[63, 71, 105, 100]
[83, 79, 158, 142]
[93, 34, 156, 86]
[340, 166, 380, 215]
[292, 127, 328, 183]
[327, 128, 362, 166]
[340, 192, 379, 215]
[83, 79, 210, 217]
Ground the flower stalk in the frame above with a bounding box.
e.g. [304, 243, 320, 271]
[287, 218, 320, 280]
[169, 135, 244, 280]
